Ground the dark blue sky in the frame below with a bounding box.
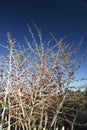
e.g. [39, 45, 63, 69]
[0, 0, 87, 87]
[0, 0, 87, 41]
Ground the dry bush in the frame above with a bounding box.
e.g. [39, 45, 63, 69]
[0, 23, 87, 130]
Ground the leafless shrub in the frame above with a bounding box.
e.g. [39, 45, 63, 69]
[0, 23, 87, 130]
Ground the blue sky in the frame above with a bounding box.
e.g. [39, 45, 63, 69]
[0, 0, 87, 87]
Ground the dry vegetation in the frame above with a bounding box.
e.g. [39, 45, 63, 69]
[0, 23, 87, 130]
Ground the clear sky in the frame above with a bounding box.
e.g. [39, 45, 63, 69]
[0, 0, 87, 87]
